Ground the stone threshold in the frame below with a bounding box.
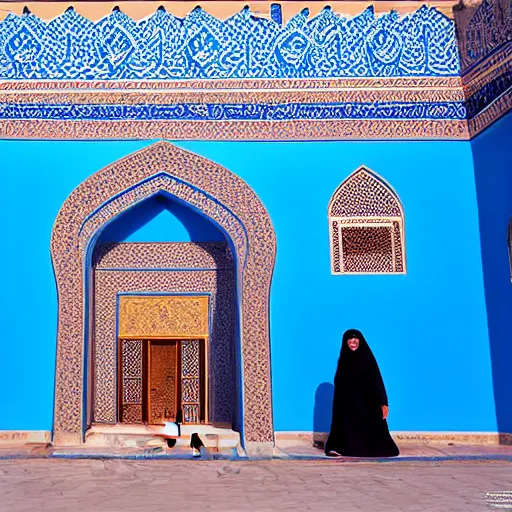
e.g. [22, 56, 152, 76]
[84, 423, 241, 451]
[1, 446, 512, 463]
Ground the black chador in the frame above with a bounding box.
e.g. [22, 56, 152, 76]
[325, 329, 399, 458]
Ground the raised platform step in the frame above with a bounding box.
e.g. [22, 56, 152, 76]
[84, 423, 242, 454]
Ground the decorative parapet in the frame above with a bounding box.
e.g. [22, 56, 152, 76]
[0, 5, 459, 80]
[0, 1, 509, 140]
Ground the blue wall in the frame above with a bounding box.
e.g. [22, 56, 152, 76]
[1, 135, 497, 434]
[472, 112, 512, 434]
[98, 192, 226, 243]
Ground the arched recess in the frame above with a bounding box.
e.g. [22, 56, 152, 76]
[328, 166, 406, 274]
[51, 141, 276, 453]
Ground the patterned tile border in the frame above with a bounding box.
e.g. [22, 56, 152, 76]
[0, 88, 467, 105]
[0, 70, 508, 138]
[468, 88, 512, 136]
[0, 119, 471, 140]
[94, 242, 234, 270]
[0, 101, 468, 121]
[0, 6, 460, 80]
[0, 0, 509, 140]
[50, 141, 276, 447]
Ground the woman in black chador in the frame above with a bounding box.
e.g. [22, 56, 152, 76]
[325, 329, 399, 458]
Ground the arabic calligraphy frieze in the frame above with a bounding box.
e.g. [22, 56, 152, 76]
[0, 5, 460, 80]
[0, 101, 468, 120]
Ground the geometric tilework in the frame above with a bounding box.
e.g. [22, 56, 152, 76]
[181, 340, 202, 424]
[94, 258, 236, 426]
[341, 226, 394, 273]
[0, 6, 459, 81]
[182, 340, 201, 380]
[0, 1, 510, 140]
[120, 340, 143, 423]
[456, 0, 512, 72]
[50, 141, 276, 446]
[329, 168, 402, 218]
[456, 0, 512, 136]
[0, 101, 469, 121]
[329, 166, 406, 274]
[182, 378, 200, 403]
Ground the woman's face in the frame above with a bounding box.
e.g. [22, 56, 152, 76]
[347, 337, 360, 351]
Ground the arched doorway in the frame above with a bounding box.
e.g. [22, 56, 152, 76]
[51, 142, 276, 454]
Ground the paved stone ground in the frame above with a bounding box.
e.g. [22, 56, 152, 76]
[1, 459, 511, 512]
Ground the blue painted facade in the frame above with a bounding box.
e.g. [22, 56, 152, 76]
[3, 118, 511, 434]
[472, 112, 512, 435]
[98, 193, 226, 244]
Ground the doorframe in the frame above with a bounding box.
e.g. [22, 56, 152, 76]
[117, 336, 209, 425]
[115, 291, 212, 426]
[51, 142, 276, 452]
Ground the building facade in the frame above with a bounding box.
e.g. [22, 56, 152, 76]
[1, 0, 511, 454]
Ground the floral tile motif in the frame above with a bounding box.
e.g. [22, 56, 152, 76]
[0, 5, 459, 80]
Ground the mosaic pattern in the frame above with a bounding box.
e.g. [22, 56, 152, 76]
[0, 5, 459, 80]
[181, 340, 202, 424]
[341, 226, 394, 273]
[0, 2, 509, 139]
[457, 0, 512, 71]
[51, 142, 276, 446]
[456, 0, 512, 131]
[78, 173, 248, 262]
[122, 404, 143, 424]
[331, 220, 341, 273]
[94, 268, 235, 425]
[329, 167, 402, 217]
[329, 166, 405, 274]
[0, 76, 463, 91]
[95, 242, 233, 270]
[118, 295, 209, 338]
[182, 339, 201, 379]
[0, 101, 467, 121]
[468, 88, 512, 136]
[182, 377, 200, 403]
[122, 340, 143, 379]
[0, 118, 471, 140]
[123, 377, 142, 404]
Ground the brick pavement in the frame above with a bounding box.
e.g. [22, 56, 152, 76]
[0, 459, 511, 512]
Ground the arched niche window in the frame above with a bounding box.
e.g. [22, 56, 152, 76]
[328, 166, 406, 275]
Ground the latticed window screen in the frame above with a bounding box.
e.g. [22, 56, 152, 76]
[119, 338, 204, 424]
[181, 340, 202, 424]
[329, 167, 406, 274]
[121, 339, 144, 423]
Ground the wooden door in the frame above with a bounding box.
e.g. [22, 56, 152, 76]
[148, 341, 179, 424]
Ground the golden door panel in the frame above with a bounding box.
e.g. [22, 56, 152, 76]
[148, 341, 178, 424]
[118, 295, 209, 338]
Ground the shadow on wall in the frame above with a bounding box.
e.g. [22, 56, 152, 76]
[472, 114, 512, 440]
[313, 382, 334, 448]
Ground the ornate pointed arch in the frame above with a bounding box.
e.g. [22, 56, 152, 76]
[51, 141, 276, 453]
[328, 166, 406, 274]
